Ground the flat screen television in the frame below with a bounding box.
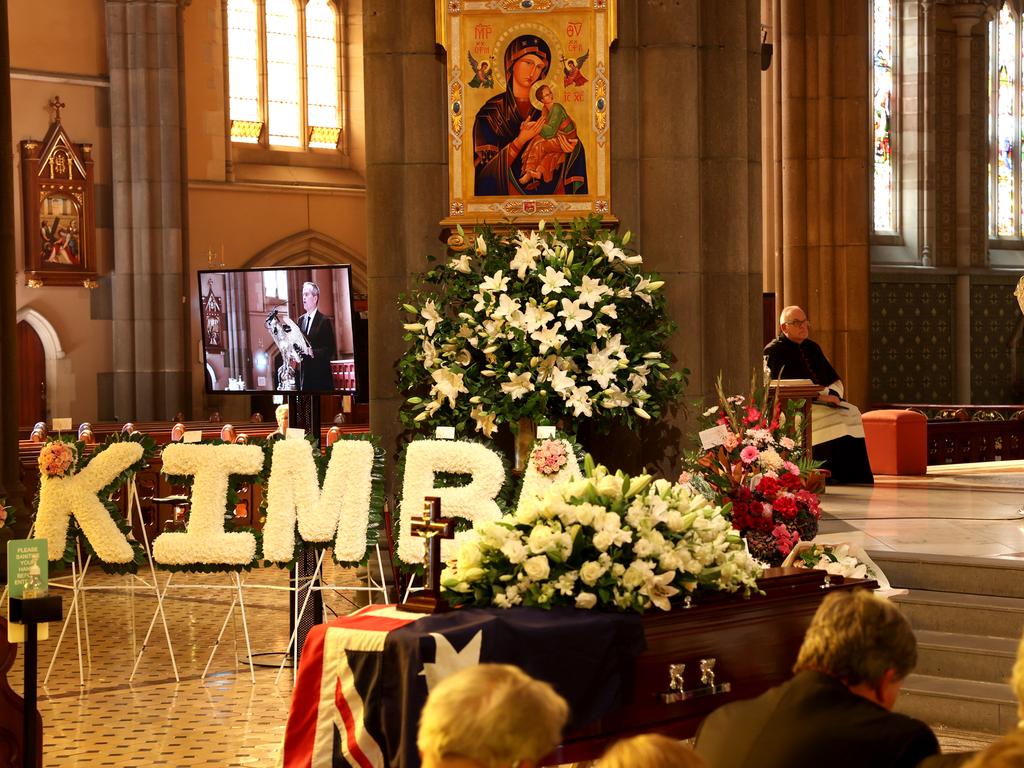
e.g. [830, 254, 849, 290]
[198, 264, 360, 396]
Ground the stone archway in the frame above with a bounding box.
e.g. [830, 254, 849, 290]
[242, 230, 367, 296]
[15, 308, 69, 423]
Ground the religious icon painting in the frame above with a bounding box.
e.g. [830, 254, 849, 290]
[20, 98, 98, 288]
[436, 0, 617, 226]
[202, 278, 226, 353]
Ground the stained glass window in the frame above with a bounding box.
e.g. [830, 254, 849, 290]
[227, 0, 261, 143]
[990, 5, 1020, 237]
[225, 0, 343, 151]
[871, 0, 896, 234]
[306, 0, 341, 149]
[265, 0, 302, 147]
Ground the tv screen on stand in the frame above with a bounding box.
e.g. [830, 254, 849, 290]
[198, 265, 360, 397]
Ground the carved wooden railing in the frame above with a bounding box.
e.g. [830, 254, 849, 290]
[871, 404, 1024, 464]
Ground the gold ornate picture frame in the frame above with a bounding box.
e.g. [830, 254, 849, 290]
[20, 100, 97, 288]
[437, 0, 617, 226]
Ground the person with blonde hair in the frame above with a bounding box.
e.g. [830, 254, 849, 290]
[695, 589, 946, 768]
[961, 729, 1024, 768]
[417, 663, 569, 768]
[599, 733, 707, 768]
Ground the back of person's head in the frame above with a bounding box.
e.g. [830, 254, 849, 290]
[599, 734, 707, 768]
[1013, 631, 1024, 724]
[417, 663, 569, 768]
[793, 589, 917, 686]
[963, 729, 1024, 768]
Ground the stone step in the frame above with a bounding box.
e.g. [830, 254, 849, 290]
[868, 552, 1024, 599]
[891, 590, 1024, 639]
[897, 674, 1018, 735]
[914, 630, 1019, 684]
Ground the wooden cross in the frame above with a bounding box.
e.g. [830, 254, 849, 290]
[49, 95, 65, 123]
[399, 496, 455, 614]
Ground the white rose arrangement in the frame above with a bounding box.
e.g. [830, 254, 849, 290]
[441, 459, 762, 614]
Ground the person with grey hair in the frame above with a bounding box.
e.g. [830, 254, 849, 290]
[694, 589, 948, 768]
[417, 663, 569, 768]
[763, 305, 873, 484]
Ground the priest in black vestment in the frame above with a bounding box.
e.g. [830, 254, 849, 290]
[764, 306, 873, 484]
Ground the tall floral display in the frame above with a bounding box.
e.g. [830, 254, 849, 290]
[397, 217, 686, 438]
[682, 378, 822, 567]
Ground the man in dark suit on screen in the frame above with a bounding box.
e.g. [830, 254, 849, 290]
[694, 589, 968, 768]
[297, 280, 337, 392]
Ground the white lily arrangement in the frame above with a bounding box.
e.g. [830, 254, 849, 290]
[441, 459, 762, 614]
[397, 217, 686, 439]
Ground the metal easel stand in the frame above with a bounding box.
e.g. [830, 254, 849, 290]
[272, 542, 391, 686]
[42, 477, 180, 687]
[123, 478, 179, 682]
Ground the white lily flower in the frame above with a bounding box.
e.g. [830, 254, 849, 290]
[558, 297, 593, 333]
[540, 266, 571, 295]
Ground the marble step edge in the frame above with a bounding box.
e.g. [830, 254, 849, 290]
[867, 551, 1024, 572]
[891, 589, 1024, 612]
[915, 629, 1021, 658]
[902, 674, 1017, 705]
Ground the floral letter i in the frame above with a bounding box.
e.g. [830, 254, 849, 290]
[153, 443, 265, 567]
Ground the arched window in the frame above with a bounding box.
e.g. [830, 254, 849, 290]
[226, 0, 343, 151]
[990, 4, 1021, 238]
[871, 0, 897, 234]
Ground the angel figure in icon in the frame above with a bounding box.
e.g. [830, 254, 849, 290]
[561, 50, 589, 87]
[467, 52, 495, 88]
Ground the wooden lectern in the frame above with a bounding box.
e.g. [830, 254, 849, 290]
[770, 380, 823, 459]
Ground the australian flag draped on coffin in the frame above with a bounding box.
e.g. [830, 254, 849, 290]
[279, 604, 645, 768]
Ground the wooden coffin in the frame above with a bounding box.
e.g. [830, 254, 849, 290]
[552, 567, 872, 763]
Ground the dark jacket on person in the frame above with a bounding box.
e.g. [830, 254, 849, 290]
[694, 671, 940, 768]
[299, 310, 337, 392]
[764, 333, 841, 389]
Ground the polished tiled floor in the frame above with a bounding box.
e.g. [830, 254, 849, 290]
[8, 560, 375, 767]
[8, 463, 1024, 766]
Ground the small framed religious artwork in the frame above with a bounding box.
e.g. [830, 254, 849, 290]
[436, 0, 618, 226]
[202, 278, 226, 353]
[20, 98, 97, 288]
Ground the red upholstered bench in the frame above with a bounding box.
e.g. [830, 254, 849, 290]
[862, 409, 928, 475]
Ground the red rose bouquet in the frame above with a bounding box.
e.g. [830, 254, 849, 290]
[681, 375, 823, 566]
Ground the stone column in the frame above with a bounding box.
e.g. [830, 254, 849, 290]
[950, 3, 986, 403]
[104, 0, 189, 420]
[364, 1, 447, 483]
[776, 0, 871, 406]
[919, 0, 934, 267]
[621, 0, 763, 474]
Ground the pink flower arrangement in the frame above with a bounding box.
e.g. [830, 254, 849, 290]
[683, 375, 823, 566]
[531, 439, 568, 475]
[38, 440, 77, 478]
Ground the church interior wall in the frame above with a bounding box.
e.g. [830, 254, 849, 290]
[866, 1, 1024, 406]
[181, 0, 368, 422]
[10, 0, 113, 426]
